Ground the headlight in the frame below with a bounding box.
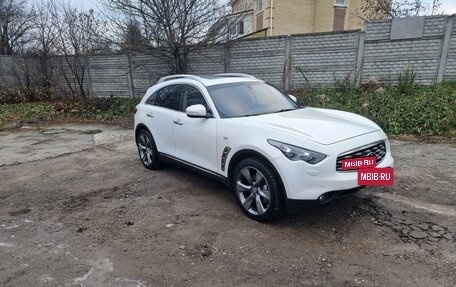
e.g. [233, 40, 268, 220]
[267, 139, 326, 164]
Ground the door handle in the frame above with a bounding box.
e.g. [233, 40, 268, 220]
[146, 113, 154, 118]
[173, 119, 183, 126]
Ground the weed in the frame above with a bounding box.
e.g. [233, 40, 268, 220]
[293, 81, 455, 135]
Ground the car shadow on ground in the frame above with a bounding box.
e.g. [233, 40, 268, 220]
[158, 162, 368, 227]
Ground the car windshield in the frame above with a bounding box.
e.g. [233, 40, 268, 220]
[207, 81, 299, 118]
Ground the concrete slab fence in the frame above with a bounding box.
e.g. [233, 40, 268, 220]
[1, 15, 455, 97]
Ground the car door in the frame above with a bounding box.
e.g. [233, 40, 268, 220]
[173, 84, 218, 173]
[143, 84, 182, 156]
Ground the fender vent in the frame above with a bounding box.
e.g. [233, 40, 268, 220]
[221, 147, 231, 171]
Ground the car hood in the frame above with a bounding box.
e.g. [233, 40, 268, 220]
[232, 107, 381, 145]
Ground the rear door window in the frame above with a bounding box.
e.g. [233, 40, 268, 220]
[154, 85, 181, 110]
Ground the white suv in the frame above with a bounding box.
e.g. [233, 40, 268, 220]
[134, 74, 394, 221]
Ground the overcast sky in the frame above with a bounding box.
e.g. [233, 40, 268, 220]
[440, 0, 456, 14]
[76, 0, 456, 15]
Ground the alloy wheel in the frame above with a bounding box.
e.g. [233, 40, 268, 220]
[138, 134, 153, 165]
[235, 167, 271, 216]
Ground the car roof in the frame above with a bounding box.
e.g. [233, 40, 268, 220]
[157, 74, 262, 87]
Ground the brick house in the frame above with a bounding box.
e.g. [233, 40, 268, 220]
[227, 0, 366, 39]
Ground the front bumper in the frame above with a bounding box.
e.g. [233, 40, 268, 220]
[285, 186, 365, 214]
[272, 131, 394, 201]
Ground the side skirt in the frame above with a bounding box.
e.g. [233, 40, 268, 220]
[158, 153, 230, 186]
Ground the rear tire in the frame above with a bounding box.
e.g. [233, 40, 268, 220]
[232, 157, 283, 222]
[136, 129, 162, 170]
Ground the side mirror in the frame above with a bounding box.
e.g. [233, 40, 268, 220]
[186, 104, 208, 118]
[288, 95, 298, 103]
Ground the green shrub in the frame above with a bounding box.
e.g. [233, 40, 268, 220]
[293, 81, 456, 136]
[0, 103, 56, 125]
[397, 66, 417, 94]
[0, 95, 140, 126]
[0, 87, 56, 104]
[87, 97, 140, 120]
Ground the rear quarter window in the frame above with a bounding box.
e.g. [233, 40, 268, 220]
[146, 91, 157, 105]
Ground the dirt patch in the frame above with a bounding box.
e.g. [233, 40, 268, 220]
[9, 208, 31, 216]
[390, 134, 456, 145]
[355, 198, 455, 250]
[389, 140, 456, 206]
[0, 124, 455, 286]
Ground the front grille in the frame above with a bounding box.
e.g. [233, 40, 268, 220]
[336, 141, 386, 171]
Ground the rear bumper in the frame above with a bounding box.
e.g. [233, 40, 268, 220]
[284, 186, 364, 214]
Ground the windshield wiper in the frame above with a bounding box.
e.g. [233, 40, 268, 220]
[239, 109, 296, 117]
[273, 108, 296, 113]
[239, 113, 263, 117]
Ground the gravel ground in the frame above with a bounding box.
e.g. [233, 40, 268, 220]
[0, 124, 455, 287]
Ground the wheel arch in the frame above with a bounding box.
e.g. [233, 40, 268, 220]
[227, 149, 287, 198]
[135, 123, 151, 143]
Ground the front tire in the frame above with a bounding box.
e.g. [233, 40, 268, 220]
[232, 158, 283, 222]
[136, 129, 161, 170]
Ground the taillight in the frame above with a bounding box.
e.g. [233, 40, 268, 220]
[132, 107, 137, 114]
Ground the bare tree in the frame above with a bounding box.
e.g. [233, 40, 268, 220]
[0, 0, 35, 55]
[358, 0, 442, 21]
[28, 0, 60, 91]
[53, 3, 108, 99]
[100, 0, 224, 73]
[119, 19, 150, 52]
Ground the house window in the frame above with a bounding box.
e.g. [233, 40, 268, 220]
[229, 21, 237, 36]
[257, 0, 264, 11]
[334, 0, 347, 6]
[238, 21, 244, 35]
[256, 13, 263, 30]
[333, 6, 347, 31]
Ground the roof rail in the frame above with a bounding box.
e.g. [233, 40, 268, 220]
[213, 73, 257, 79]
[158, 74, 203, 83]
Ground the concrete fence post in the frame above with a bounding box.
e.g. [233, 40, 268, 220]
[437, 15, 455, 83]
[223, 43, 231, 73]
[86, 58, 93, 98]
[355, 29, 366, 86]
[283, 35, 292, 90]
[127, 53, 135, 98]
